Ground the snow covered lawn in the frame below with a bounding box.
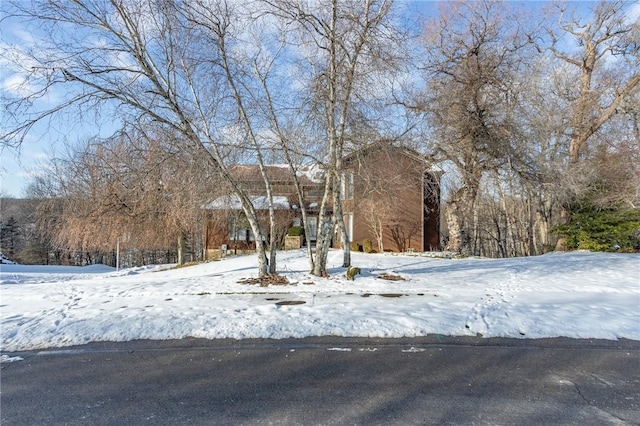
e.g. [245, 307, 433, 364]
[1, 250, 639, 352]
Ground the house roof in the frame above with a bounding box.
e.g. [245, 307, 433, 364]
[228, 144, 442, 183]
[203, 195, 290, 210]
[230, 164, 325, 185]
[342, 142, 442, 173]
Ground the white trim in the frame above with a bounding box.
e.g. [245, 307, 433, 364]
[204, 195, 290, 210]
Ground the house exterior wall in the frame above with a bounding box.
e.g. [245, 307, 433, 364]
[203, 147, 441, 259]
[339, 147, 440, 252]
[203, 208, 297, 259]
[202, 172, 326, 260]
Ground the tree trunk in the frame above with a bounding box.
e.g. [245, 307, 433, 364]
[267, 208, 277, 275]
[177, 233, 186, 265]
[312, 215, 333, 277]
[334, 183, 350, 268]
[313, 0, 342, 276]
[376, 217, 384, 253]
[236, 196, 269, 278]
[445, 198, 463, 253]
[446, 179, 481, 256]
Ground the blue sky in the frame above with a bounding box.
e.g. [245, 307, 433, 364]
[0, 0, 436, 198]
[1, 0, 637, 199]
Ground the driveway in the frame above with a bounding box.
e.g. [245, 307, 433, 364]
[2, 336, 639, 425]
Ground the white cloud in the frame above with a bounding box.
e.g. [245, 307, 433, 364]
[11, 26, 40, 45]
[625, 2, 640, 23]
[1, 73, 35, 98]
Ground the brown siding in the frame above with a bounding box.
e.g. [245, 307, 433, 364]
[205, 147, 441, 256]
[344, 146, 440, 252]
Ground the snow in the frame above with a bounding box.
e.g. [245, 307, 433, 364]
[1, 252, 17, 264]
[0, 355, 23, 363]
[1, 250, 639, 353]
[203, 194, 290, 210]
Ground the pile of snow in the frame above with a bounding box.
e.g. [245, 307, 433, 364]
[0, 355, 23, 363]
[1, 250, 638, 352]
[0, 252, 16, 264]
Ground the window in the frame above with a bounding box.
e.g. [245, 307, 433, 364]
[306, 217, 318, 241]
[341, 172, 354, 200]
[229, 218, 249, 242]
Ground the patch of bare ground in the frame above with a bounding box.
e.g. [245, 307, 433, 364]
[275, 300, 306, 306]
[237, 274, 290, 287]
[377, 273, 405, 281]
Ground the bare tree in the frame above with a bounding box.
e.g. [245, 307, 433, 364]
[26, 130, 215, 265]
[547, 0, 640, 165]
[263, 0, 400, 275]
[413, 0, 533, 255]
[2, 0, 406, 276]
[361, 197, 388, 252]
[1, 0, 292, 276]
[542, 0, 640, 249]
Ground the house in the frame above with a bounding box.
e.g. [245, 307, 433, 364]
[202, 165, 326, 260]
[202, 145, 441, 259]
[337, 144, 441, 253]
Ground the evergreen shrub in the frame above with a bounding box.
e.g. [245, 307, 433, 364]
[287, 226, 304, 237]
[556, 207, 640, 252]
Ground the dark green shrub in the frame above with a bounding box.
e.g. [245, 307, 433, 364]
[555, 207, 640, 252]
[362, 239, 373, 253]
[287, 226, 303, 236]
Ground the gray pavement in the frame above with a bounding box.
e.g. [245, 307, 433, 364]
[1, 336, 639, 425]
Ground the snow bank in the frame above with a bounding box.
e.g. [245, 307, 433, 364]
[1, 250, 638, 352]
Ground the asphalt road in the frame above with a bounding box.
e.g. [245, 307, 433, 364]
[2, 336, 639, 425]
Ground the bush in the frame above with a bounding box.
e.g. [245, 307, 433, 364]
[346, 266, 361, 280]
[350, 241, 362, 252]
[287, 226, 303, 236]
[555, 207, 640, 252]
[362, 239, 374, 253]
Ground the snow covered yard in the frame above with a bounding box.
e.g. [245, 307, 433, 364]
[1, 250, 639, 352]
